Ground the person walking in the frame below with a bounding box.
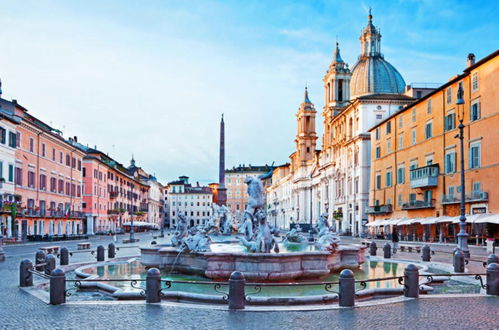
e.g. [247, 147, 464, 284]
[392, 226, 399, 254]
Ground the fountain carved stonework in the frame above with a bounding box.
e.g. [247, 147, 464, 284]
[141, 176, 366, 281]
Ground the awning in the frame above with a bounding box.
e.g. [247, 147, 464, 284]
[419, 217, 438, 225]
[451, 214, 482, 224]
[474, 214, 499, 224]
[397, 218, 415, 225]
[366, 220, 381, 227]
[435, 216, 453, 223]
[122, 222, 159, 228]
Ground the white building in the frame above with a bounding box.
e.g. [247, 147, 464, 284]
[165, 176, 213, 228]
[267, 12, 415, 236]
[0, 105, 20, 238]
[146, 175, 164, 227]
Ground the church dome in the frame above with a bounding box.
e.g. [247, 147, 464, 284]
[350, 11, 406, 99]
[350, 56, 405, 98]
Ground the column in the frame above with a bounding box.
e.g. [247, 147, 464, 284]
[7, 216, 12, 238]
[86, 215, 94, 235]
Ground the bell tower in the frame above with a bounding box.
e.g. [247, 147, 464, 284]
[323, 41, 351, 115]
[295, 87, 317, 165]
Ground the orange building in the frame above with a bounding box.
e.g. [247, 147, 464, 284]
[367, 51, 499, 242]
[0, 98, 86, 239]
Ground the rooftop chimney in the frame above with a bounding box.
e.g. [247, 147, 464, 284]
[467, 53, 475, 67]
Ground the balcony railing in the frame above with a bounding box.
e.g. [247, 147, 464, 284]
[410, 164, 439, 189]
[109, 191, 119, 199]
[402, 199, 435, 210]
[441, 191, 489, 205]
[21, 210, 85, 218]
[365, 204, 393, 215]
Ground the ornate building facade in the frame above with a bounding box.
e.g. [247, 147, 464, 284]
[267, 12, 415, 235]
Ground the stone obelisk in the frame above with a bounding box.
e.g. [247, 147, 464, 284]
[217, 114, 227, 206]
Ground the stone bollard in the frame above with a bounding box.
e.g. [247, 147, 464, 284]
[49, 268, 66, 305]
[20, 259, 33, 287]
[486, 263, 499, 296]
[108, 243, 116, 259]
[228, 271, 246, 310]
[383, 243, 392, 259]
[454, 249, 465, 273]
[486, 254, 499, 266]
[403, 264, 419, 298]
[146, 268, 161, 303]
[339, 269, 355, 307]
[35, 251, 46, 272]
[45, 254, 56, 275]
[369, 242, 377, 256]
[421, 245, 431, 262]
[59, 247, 69, 266]
[96, 245, 105, 262]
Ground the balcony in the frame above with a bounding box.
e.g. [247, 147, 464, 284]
[410, 164, 439, 189]
[441, 191, 489, 205]
[365, 204, 393, 215]
[109, 191, 119, 199]
[402, 199, 435, 210]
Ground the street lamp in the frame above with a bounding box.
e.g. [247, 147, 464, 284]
[456, 84, 470, 259]
[129, 183, 135, 242]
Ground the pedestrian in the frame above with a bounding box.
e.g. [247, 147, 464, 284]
[392, 226, 399, 254]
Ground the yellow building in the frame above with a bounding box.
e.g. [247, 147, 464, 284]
[367, 51, 499, 243]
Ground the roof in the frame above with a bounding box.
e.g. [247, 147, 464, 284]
[369, 49, 499, 131]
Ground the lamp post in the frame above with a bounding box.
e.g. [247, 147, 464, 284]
[456, 84, 470, 259]
[129, 183, 135, 242]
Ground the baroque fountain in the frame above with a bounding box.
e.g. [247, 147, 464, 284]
[141, 176, 366, 281]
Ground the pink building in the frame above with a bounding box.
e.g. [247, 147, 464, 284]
[0, 98, 85, 239]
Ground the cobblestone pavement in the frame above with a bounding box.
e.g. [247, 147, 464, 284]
[0, 233, 498, 330]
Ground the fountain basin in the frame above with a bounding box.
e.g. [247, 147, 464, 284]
[141, 245, 366, 281]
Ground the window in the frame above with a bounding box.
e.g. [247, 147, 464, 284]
[469, 142, 481, 169]
[416, 91, 422, 98]
[8, 132, 16, 148]
[398, 116, 403, 128]
[58, 179, 64, 193]
[375, 128, 380, 140]
[386, 170, 392, 187]
[387, 139, 391, 153]
[425, 122, 433, 139]
[376, 114, 382, 120]
[28, 171, 35, 188]
[29, 138, 34, 152]
[446, 87, 452, 104]
[375, 146, 381, 159]
[427, 99, 432, 114]
[445, 113, 456, 131]
[448, 186, 455, 198]
[50, 177, 56, 192]
[52, 148, 56, 161]
[472, 72, 479, 91]
[66, 154, 70, 166]
[375, 174, 381, 189]
[471, 101, 480, 121]
[398, 134, 404, 149]
[16, 132, 21, 147]
[0, 127, 5, 144]
[473, 182, 481, 193]
[39, 174, 47, 190]
[411, 129, 417, 145]
[0, 162, 3, 180]
[412, 108, 417, 122]
[424, 190, 432, 202]
[386, 121, 391, 134]
[8, 164, 14, 182]
[15, 167, 22, 186]
[398, 194, 402, 206]
[397, 166, 405, 184]
[445, 151, 456, 174]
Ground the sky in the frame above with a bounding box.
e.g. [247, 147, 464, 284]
[0, 0, 497, 185]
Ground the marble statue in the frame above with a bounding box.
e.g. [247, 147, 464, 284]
[221, 207, 233, 235]
[181, 226, 211, 252]
[315, 213, 340, 251]
[171, 214, 189, 247]
[283, 226, 307, 244]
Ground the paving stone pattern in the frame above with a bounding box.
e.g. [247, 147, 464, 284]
[0, 233, 498, 329]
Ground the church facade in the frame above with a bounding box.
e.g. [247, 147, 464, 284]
[267, 12, 415, 236]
